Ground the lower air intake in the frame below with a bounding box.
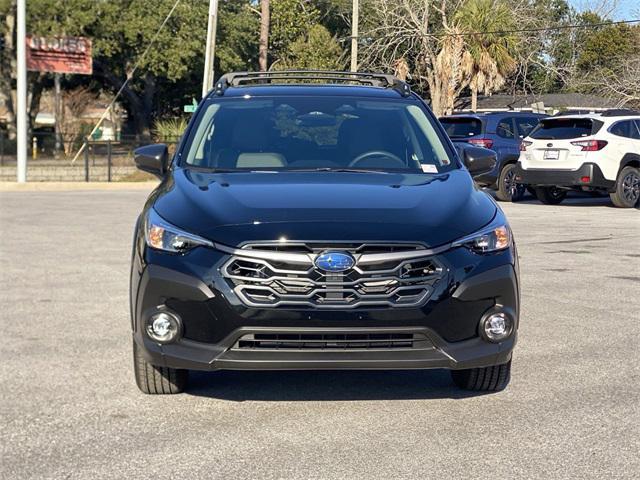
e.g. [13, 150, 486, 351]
[234, 332, 431, 350]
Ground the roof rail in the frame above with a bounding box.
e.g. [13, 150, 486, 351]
[599, 108, 640, 117]
[552, 109, 596, 117]
[212, 70, 412, 97]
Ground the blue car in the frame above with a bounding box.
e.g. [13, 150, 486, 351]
[440, 112, 547, 201]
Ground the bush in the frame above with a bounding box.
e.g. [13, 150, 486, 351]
[153, 118, 188, 143]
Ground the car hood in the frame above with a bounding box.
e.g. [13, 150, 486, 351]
[152, 168, 497, 248]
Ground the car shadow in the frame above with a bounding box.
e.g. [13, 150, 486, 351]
[185, 369, 491, 401]
[518, 196, 615, 207]
[486, 189, 627, 208]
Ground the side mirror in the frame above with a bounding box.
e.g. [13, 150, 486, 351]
[134, 144, 169, 178]
[458, 145, 497, 177]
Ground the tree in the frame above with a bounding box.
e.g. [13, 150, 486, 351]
[59, 86, 94, 156]
[215, 0, 260, 74]
[455, 0, 517, 111]
[522, 0, 573, 94]
[278, 24, 345, 70]
[597, 55, 640, 108]
[575, 14, 636, 74]
[269, 0, 320, 66]
[9, 0, 209, 136]
[90, 0, 208, 135]
[573, 23, 640, 107]
[361, 0, 470, 116]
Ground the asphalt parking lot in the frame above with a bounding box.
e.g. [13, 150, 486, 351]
[1, 187, 638, 479]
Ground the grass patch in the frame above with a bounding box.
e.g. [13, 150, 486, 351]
[116, 170, 157, 182]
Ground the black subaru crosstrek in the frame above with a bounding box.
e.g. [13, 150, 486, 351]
[131, 71, 519, 394]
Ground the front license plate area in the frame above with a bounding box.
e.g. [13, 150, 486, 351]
[544, 149, 560, 160]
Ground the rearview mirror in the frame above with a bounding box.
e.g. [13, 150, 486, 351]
[134, 144, 169, 178]
[458, 145, 497, 177]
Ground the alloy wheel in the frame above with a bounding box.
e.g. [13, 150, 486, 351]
[503, 168, 525, 201]
[622, 170, 640, 204]
[549, 187, 564, 200]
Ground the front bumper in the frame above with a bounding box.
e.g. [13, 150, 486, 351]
[514, 162, 615, 190]
[134, 327, 516, 371]
[131, 242, 520, 372]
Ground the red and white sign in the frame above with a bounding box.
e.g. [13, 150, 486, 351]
[26, 36, 92, 75]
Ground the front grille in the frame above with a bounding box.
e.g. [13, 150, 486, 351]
[234, 332, 431, 350]
[221, 242, 446, 309]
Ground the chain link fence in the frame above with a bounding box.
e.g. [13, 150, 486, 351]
[0, 131, 180, 182]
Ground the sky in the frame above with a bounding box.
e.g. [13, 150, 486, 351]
[612, 0, 639, 19]
[570, 0, 639, 20]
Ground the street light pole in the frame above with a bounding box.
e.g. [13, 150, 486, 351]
[54, 73, 62, 157]
[202, 0, 219, 98]
[350, 0, 359, 72]
[16, 0, 27, 182]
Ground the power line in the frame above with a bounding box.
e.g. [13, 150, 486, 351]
[348, 18, 640, 40]
[71, 0, 182, 164]
[439, 18, 640, 37]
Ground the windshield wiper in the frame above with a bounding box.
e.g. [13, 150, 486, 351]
[290, 167, 391, 174]
[189, 167, 395, 174]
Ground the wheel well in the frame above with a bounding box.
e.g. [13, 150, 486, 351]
[500, 158, 519, 170]
[619, 154, 640, 173]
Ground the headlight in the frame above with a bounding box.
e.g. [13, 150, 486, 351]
[453, 219, 511, 253]
[144, 208, 213, 253]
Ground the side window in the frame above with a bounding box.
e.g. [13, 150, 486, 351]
[632, 120, 640, 140]
[496, 118, 515, 139]
[515, 117, 540, 138]
[609, 121, 632, 138]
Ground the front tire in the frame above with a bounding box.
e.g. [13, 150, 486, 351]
[534, 186, 567, 205]
[133, 341, 188, 394]
[451, 360, 511, 391]
[495, 163, 525, 202]
[610, 166, 640, 208]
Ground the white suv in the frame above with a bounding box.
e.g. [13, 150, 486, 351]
[514, 110, 640, 207]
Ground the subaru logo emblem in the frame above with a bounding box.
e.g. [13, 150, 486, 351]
[314, 251, 355, 272]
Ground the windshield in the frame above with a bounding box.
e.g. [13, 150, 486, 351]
[181, 96, 456, 173]
[529, 118, 603, 140]
[439, 117, 483, 138]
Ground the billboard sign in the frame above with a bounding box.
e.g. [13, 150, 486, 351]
[26, 36, 92, 75]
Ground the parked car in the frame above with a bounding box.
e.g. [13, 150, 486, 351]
[440, 112, 547, 201]
[130, 71, 519, 395]
[515, 110, 640, 207]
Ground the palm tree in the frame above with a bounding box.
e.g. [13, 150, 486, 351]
[455, 0, 517, 111]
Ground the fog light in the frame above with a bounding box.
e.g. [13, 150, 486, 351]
[481, 312, 513, 343]
[146, 311, 181, 344]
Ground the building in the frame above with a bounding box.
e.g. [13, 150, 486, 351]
[454, 93, 620, 115]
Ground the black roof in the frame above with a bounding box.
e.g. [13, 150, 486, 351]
[441, 111, 546, 120]
[209, 70, 412, 99]
[454, 93, 619, 111]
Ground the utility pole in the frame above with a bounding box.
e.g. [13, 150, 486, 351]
[54, 73, 62, 156]
[259, 0, 270, 72]
[350, 0, 359, 72]
[202, 0, 219, 98]
[16, 0, 27, 182]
